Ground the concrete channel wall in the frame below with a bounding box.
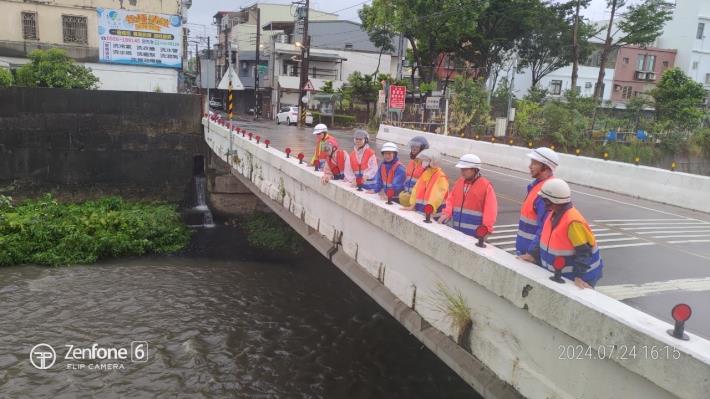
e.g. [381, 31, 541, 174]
[204, 119, 710, 399]
[377, 125, 710, 214]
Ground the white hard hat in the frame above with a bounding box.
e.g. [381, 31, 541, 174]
[416, 148, 439, 163]
[313, 123, 328, 135]
[538, 178, 571, 204]
[527, 147, 559, 171]
[380, 142, 399, 153]
[455, 154, 482, 169]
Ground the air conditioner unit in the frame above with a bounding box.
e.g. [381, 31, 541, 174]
[585, 82, 593, 89]
[277, 34, 289, 44]
[635, 71, 646, 80]
[646, 72, 656, 80]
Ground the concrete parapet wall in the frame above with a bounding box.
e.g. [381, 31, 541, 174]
[377, 125, 710, 214]
[205, 119, 710, 399]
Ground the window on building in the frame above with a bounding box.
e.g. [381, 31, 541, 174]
[550, 80, 562, 95]
[662, 61, 669, 69]
[62, 15, 88, 44]
[21, 12, 38, 40]
[344, 42, 353, 50]
[623, 57, 629, 64]
[693, 61, 699, 70]
[645, 55, 656, 71]
[636, 54, 656, 71]
[622, 86, 633, 99]
[697, 23, 705, 40]
[705, 73, 710, 85]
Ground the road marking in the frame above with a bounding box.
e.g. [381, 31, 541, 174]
[596, 237, 641, 243]
[495, 224, 519, 228]
[493, 228, 518, 234]
[491, 240, 516, 246]
[593, 232, 623, 237]
[597, 277, 710, 301]
[479, 167, 707, 221]
[652, 234, 710, 239]
[594, 218, 692, 222]
[599, 242, 654, 250]
[487, 234, 518, 240]
[503, 247, 516, 252]
[607, 220, 710, 227]
[639, 230, 710, 235]
[667, 239, 710, 244]
[626, 226, 710, 231]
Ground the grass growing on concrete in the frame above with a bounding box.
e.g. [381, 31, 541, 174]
[433, 282, 474, 352]
[0, 194, 190, 266]
[240, 212, 305, 256]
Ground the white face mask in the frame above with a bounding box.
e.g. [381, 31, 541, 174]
[421, 160, 431, 169]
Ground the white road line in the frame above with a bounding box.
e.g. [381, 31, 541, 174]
[487, 234, 518, 240]
[610, 221, 709, 226]
[493, 228, 518, 234]
[495, 224, 519, 228]
[480, 168, 706, 221]
[596, 237, 641, 243]
[503, 247, 516, 252]
[668, 239, 710, 244]
[597, 277, 710, 301]
[593, 232, 624, 237]
[594, 218, 691, 222]
[628, 226, 710, 231]
[491, 240, 516, 246]
[639, 230, 710, 235]
[652, 234, 710, 239]
[599, 242, 655, 250]
[591, 228, 610, 232]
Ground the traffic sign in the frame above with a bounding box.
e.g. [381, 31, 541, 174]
[389, 85, 406, 109]
[426, 96, 441, 110]
[303, 80, 316, 92]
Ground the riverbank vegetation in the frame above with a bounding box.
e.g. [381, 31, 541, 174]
[239, 212, 305, 258]
[0, 195, 190, 266]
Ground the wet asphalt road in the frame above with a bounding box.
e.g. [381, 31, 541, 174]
[215, 115, 710, 340]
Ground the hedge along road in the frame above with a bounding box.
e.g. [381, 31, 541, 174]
[224, 118, 710, 340]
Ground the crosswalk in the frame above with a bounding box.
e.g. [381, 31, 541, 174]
[487, 218, 710, 254]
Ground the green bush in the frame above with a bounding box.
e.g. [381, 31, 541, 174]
[311, 111, 356, 127]
[240, 212, 304, 255]
[15, 48, 99, 89]
[0, 68, 13, 87]
[0, 195, 190, 266]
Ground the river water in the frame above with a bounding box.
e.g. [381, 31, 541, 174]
[0, 226, 479, 398]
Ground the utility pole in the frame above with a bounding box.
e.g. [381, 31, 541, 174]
[254, 6, 261, 120]
[570, 0, 582, 93]
[297, 0, 310, 128]
[207, 35, 211, 103]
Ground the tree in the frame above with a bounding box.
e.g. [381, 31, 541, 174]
[518, 1, 594, 88]
[16, 49, 99, 89]
[347, 71, 379, 115]
[457, 0, 540, 80]
[322, 80, 334, 94]
[592, 0, 673, 99]
[360, 0, 484, 84]
[570, 0, 592, 91]
[651, 68, 706, 131]
[449, 77, 490, 135]
[0, 68, 13, 88]
[359, 7, 396, 80]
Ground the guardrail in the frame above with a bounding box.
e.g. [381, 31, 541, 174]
[377, 124, 710, 214]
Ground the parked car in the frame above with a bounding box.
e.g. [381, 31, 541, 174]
[276, 106, 313, 126]
[209, 99, 223, 110]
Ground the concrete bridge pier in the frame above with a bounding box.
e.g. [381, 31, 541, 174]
[204, 150, 270, 217]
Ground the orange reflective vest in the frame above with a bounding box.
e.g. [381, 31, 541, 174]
[414, 169, 445, 217]
[326, 149, 347, 179]
[350, 147, 376, 188]
[516, 178, 550, 253]
[380, 161, 402, 188]
[404, 160, 425, 193]
[447, 176, 494, 236]
[539, 207, 603, 283]
[312, 134, 338, 166]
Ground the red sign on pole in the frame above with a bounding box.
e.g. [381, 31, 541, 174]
[388, 85, 406, 110]
[303, 80, 316, 92]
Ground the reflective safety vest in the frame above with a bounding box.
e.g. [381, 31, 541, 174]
[312, 135, 338, 166]
[350, 147, 376, 188]
[449, 176, 491, 236]
[379, 160, 402, 199]
[414, 169, 445, 217]
[516, 178, 549, 253]
[326, 150, 347, 180]
[539, 207, 604, 284]
[404, 160, 425, 193]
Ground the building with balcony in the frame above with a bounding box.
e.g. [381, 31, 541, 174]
[0, 0, 191, 93]
[610, 45, 676, 105]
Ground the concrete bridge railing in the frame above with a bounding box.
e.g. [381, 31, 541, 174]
[204, 119, 710, 399]
[377, 125, 710, 214]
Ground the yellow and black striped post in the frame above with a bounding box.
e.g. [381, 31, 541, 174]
[228, 80, 233, 123]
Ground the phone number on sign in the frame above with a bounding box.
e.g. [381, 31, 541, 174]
[558, 345, 681, 361]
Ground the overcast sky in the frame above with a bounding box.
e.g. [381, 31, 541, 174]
[185, 0, 635, 48]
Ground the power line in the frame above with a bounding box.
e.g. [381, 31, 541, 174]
[330, 0, 371, 14]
